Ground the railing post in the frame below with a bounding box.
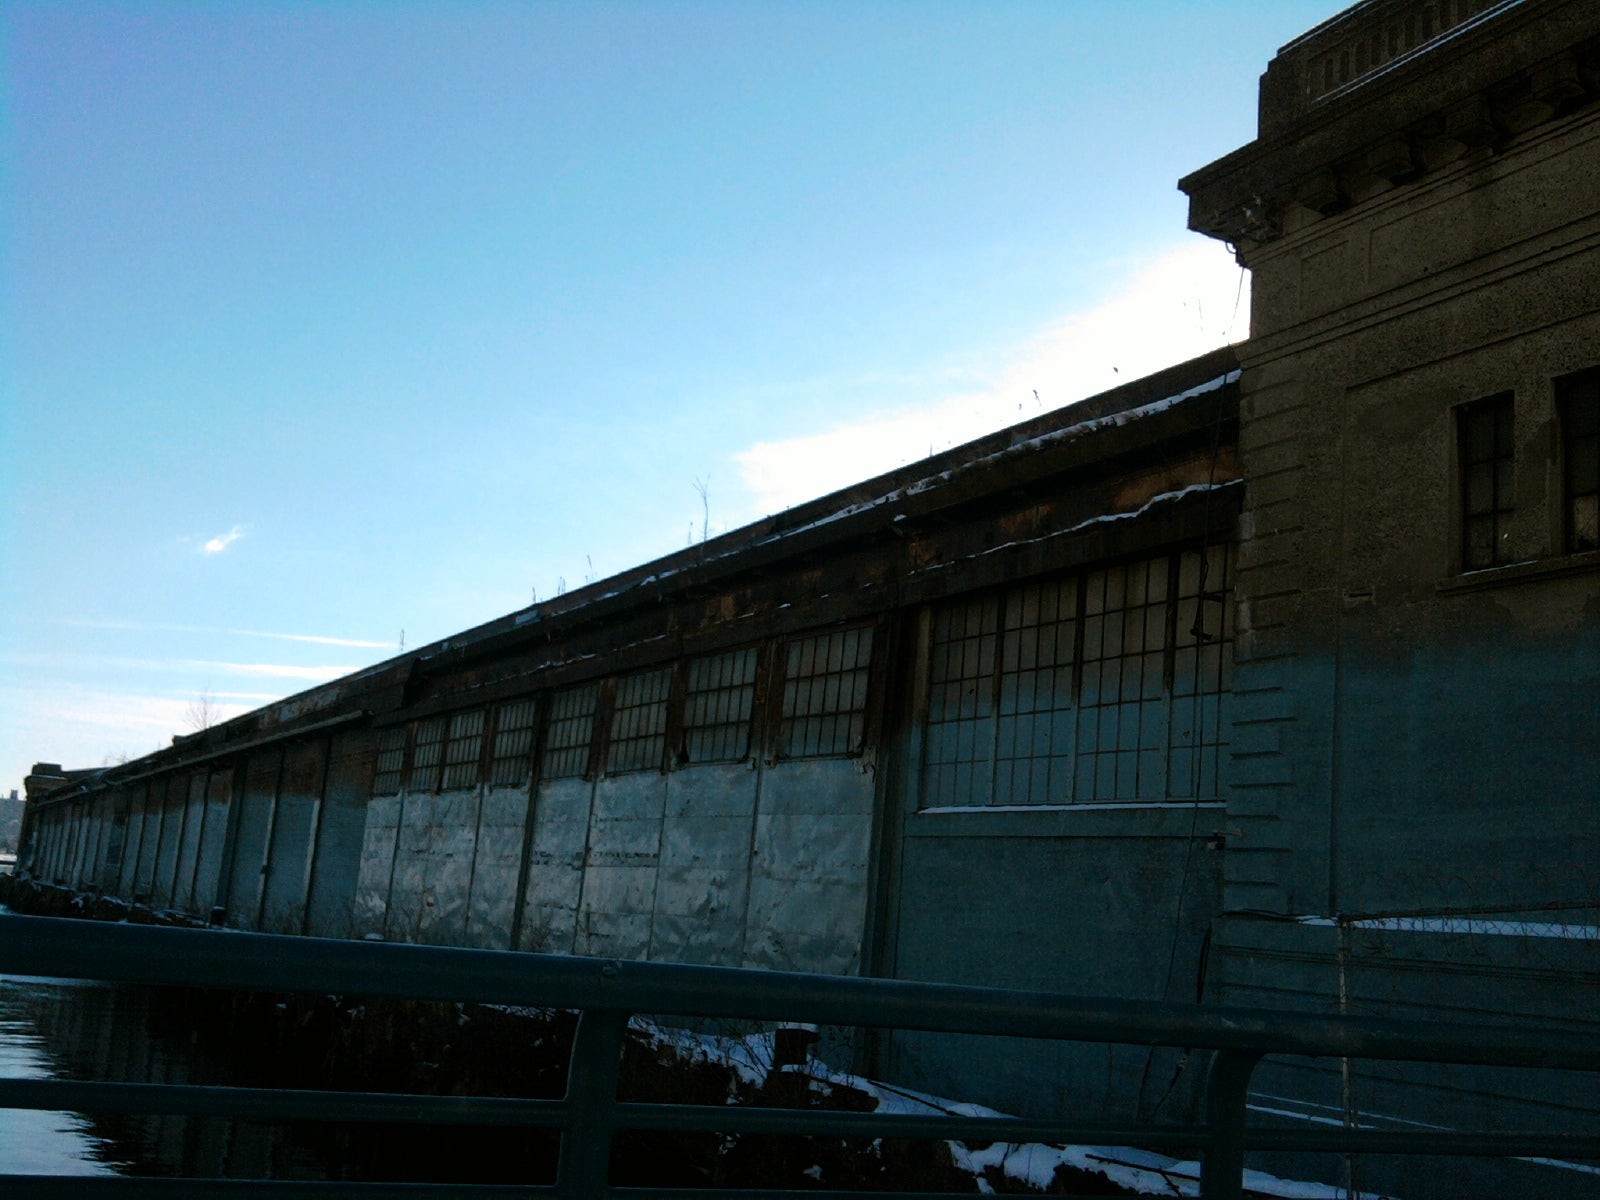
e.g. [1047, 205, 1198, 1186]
[1198, 1049, 1260, 1200]
[557, 1007, 629, 1200]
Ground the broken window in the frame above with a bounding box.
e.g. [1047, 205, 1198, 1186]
[921, 545, 1233, 807]
[1458, 392, 1515, 570]
[779, 625, 874, 758]
[682, 646, 758, 764]
[488, 697, 538, 786]
[1558, 368, 1599, 554]
[373, 727, 407, 795]
[408, 717, 446, 793]
[440, 709, 485, 790]
[607, 667, 673, 774]
[542, 684, 598, 781]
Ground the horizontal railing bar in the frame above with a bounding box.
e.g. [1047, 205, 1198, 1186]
[612, 1101, 1213, 1147]
[1245, 1127, 1600, 1157]
[5, 915, 1596, 1072]
[0, 1178, 554, 1199]
[0, 1076, 1211, 1149]
[0, 1079, 567, 1127]
[614, 1192, 1118, 1200]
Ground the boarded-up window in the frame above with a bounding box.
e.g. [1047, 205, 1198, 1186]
[408, 717, 446, 793]
[440, 709, 485, 790]
[682, 647, 758, 763]
[373, 727, 407, 795]
[542, 684, 598, 780]
[779, 625, 874, 758]
[489, 698, 538, 786]
[607, 667, 672, 774]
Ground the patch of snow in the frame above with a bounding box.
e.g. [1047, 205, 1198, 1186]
[1296, 915, 1599, 941]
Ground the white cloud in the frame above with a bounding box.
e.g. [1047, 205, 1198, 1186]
[201, 524, 245, 555]
[57, 617, 392, 649]
[733, 240, 1248, 516]
[187, 660, 356, 682]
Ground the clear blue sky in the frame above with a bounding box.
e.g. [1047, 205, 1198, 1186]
[1, 1, 1332, 790]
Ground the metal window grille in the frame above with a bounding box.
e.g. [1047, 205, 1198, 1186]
[607, 667, 672, 774]
[374, 728, 407, 795]
[1169, 543, 1235, 799]
[922, 595, 999, 807]
[488, 698, 538, 786]
[542, 685, 598, 780]
[440, 709, 486, 791]
[779, 626, 873, 758]
[1558, 368, 1599, 554]
[408, 717, 446, 793]
[1459, 393, 1515, 570]
[1075, 555, 1171, 802]
[994, 578, 1078, 805]
[683, 647, 758, 764]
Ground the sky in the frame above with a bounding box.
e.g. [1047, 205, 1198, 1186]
[0, 0, 1334, 793]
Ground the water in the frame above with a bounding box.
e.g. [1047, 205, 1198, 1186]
[0, 974, 125, 1176]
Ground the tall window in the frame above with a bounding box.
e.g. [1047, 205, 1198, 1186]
[607, 667, 672, 774]
[921, 545, 1232, 808]
[439, 709, 485, 790]
[408, 717, 446, 792]
[1458, 393, 1514, 570]
[374, 727, 407, 795]
[488, 698, 538, 786]
[682, 647, 758, 763]
[779, 626, 874, 758]
[1557, 368, 1598, 554]
[542, 684, 598, 780]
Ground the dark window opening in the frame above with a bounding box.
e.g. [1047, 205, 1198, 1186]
[374, 727, 407, 796]
[440, 709, 485, 791]
[607, 668, 672, 774]
[489, 698, 538, 787]
[779, 626, 874, 758]
[542, 684, 598, 781]
[1458, 393, 1515, 571]
[1558, 368, 1599, 554]
[407, 717, 446, 793]
[682, 647, 758, 764]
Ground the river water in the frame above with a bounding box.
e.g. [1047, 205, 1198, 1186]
[0, 973, 125, 1176]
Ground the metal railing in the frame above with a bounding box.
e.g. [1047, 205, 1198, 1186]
[2, 912, 1598, 1199]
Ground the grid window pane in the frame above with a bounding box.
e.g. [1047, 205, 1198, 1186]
[607, 667, 672, 774]
[408, 717, 446, 793]
[489, 698, 538, 786]
[542, 684, 598, 780]
[922, 547, 1233, 810]
[1458, 393, 1514, 570]
[780, 626, 874, 758]
[440, 709, 486, 791]
[374, 727, 407, 795]
[684, 647, 758, 763]
[1558, 369, 1600, 554]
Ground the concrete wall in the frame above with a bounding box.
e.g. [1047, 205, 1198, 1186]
[1220, 89, 1600, 1199]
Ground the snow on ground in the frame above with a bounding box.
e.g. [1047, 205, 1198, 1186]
[628, 1016, 1400, 1199]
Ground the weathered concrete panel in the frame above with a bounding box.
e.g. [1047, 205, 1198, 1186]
[226, 750, 282, 928]
[575, 774, 666, 958]
[464, 784, 528, 949]
[116, 783, 148, 896]
[172, 773, 207, 912]
[259, 741, 327, 935]
[388, 788, 481, 946]
[742, 758, 875, 975]
[351, 794, 401, 937]
[517, 777, 593, 954]
[191, 768, 234, 915]
[304, 730, 373, 939]
[151, 776, 187, 908]
[885, 818, 1222, 1122]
